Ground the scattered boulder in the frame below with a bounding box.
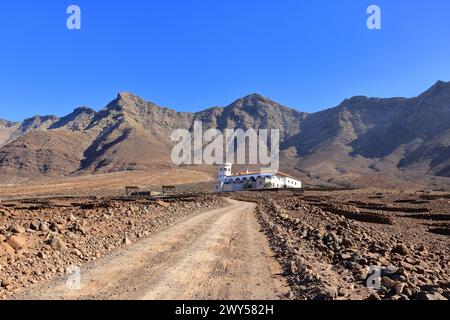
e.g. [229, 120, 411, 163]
[0, 278, 11, 288]
[0, 242, 16, 257]
[49, 236, 67, 251]
[12, 225, 26, 234]
[415, 291, 448, 301]
[395, 283, 406, 296]
[289, 261, 298, 275]
[49, 222, 59, 232]
[69, 222, 86, 236]
[123, 237, 132, 246]
[37, 251, 47, 259]
[29, 220, 41, 231]
[40, 222, 50, 233]
[6, 235, 27, 251]
[322, 285, 338, 300]
[381, 276, 397, 289]
[342, 238, 353, 247]
[392, 244, 409, 256]
[367, 293, 381, 300]
[156, 200, 170, 208]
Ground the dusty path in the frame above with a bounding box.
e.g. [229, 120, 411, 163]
[19, 199, 290, 300]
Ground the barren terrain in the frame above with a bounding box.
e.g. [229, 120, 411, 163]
[1, 186, 449, 301]
[0, 194, 228, 299]
[234, 190, 450, 300]
[0, 169, 214, 199]
[15, 200, 289, 300]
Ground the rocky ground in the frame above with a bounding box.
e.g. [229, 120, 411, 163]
[0, 194, 227, 299]
[233, 190, 450, 300]
[2, 188, 449, 301]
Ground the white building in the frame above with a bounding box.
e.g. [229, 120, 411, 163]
[215, 164, 302, 192]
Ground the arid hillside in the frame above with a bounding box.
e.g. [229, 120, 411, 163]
[1, 81, 450, 189]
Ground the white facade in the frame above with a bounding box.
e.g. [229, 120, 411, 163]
[215, 164, 302, 192]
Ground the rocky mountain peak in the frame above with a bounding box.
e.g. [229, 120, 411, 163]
[116, 92, 152, 106]
[107, 92, 158, 115]
[229, 93, 280, 109]
[49, 106, 97, 131]
[73, 106, 96, 115]
[342, 96, 370, 105]
[0, 119, 18, 128]
[117, 92, 139, 100]
[431, 80, 450, 90]
[418, 80, 450, 99]
[20, 115, 59, 132]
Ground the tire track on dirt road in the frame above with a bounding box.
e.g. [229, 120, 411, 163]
[18, 199, 290, 300]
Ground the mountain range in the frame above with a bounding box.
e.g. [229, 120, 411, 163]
[1, 81, 450, 189]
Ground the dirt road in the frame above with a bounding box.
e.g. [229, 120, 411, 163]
[19, 199, 290, 300]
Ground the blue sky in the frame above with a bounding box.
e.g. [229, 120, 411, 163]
[1, 0, 450, 121]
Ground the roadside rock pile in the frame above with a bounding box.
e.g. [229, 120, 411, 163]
[0, 195, 227, 299]
[366, 265, 448, 300]
[317, 203, 394, 225]
[235, 191, 450, 300]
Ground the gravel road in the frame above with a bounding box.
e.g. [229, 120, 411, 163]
[20, 199, 289, 300]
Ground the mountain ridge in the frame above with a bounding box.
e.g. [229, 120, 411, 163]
[1, 80, 450, 188]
